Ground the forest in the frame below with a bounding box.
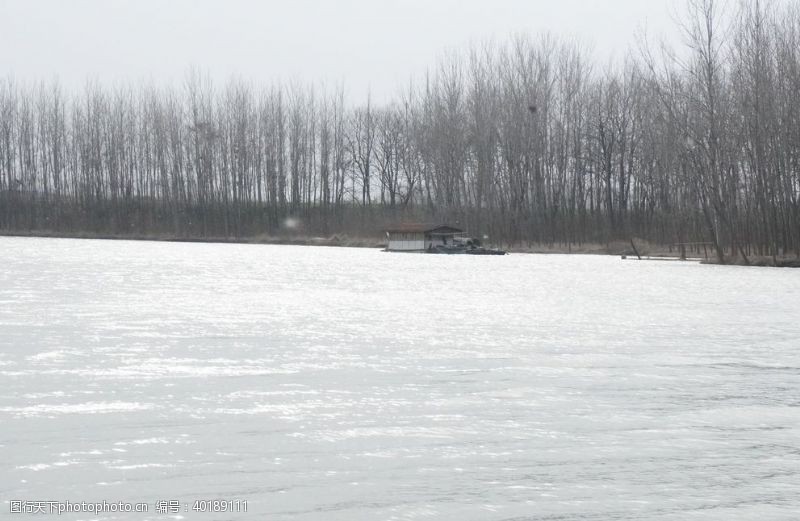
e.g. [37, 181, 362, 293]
[1, 0, 799, 263]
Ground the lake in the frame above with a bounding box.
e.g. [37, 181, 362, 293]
[1, 237, 798, 520]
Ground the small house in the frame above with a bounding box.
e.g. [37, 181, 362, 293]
[384, 223, 463, 252]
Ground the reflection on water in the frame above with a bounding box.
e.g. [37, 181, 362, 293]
[1, 237, 799, 520]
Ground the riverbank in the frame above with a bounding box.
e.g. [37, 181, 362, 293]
[509, 240, 800, 267]
[0, 230, 662, 256]
[506, 239, 681, 257]
[701, 256, 800, 268]
[3, 230, 798, 266]
[0, 230, 385, 249]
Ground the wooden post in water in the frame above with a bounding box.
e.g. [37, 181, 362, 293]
[630, 238, 642, 260]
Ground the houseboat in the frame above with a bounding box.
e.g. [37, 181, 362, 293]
[384, 223, 506, 255]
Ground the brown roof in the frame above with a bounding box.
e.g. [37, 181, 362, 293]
[384, 223, 463, 234]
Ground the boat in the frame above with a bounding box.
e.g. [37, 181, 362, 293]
[465, 247, 507, 255]
[429, 237, 506, 255]
[383, 223, 506, 255]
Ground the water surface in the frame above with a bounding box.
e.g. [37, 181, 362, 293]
[1, 237, 798, 520]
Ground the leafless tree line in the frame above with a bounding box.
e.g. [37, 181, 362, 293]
[1, 0, 798, 261]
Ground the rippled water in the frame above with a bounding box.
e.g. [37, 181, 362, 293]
[1, 237, 799, 520]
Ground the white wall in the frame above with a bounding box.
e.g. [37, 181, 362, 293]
[387, 232, 425, 251]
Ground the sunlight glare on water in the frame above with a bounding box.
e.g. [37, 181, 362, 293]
[1, 237, 799, 520]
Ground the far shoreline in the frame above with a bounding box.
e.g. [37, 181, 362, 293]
[2, 230, 798, 268]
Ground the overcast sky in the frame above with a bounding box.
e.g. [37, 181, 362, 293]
[1, 0, 681, 102]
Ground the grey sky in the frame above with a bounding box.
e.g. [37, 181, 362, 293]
[1, 0, 679, 102]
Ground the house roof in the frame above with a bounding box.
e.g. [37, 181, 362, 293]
[385, 223, 463, 234]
